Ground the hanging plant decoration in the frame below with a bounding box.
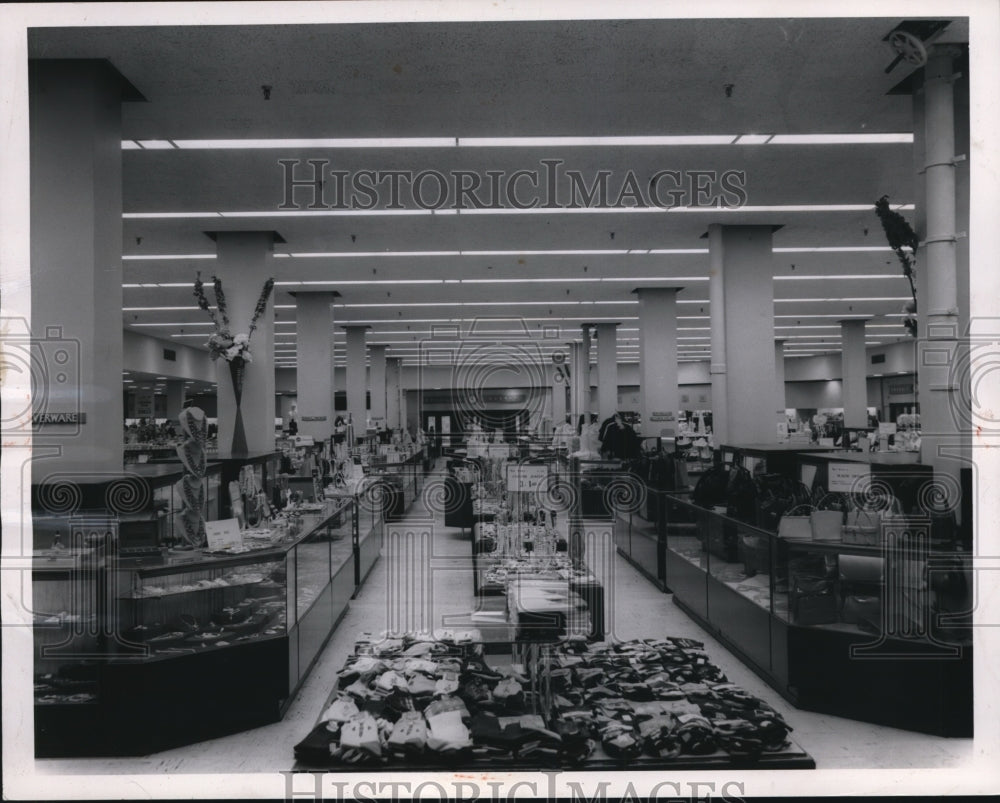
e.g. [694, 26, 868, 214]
[193, 272, 275, 364]
[874, 195, 919, 336]
[193, 272, 274, 455]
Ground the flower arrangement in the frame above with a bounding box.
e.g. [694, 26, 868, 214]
[874, 195, 919, 337]
[193, 273, 275, 362]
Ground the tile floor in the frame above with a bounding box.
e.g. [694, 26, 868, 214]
[34, 463, 975, 775]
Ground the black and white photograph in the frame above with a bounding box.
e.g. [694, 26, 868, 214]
[1, 1, 998, 799]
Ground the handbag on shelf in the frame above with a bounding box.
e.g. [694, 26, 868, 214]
[810, 493, 845, 542]
[841, 594, 881, 627]
[790, 575, 838, 625]
[843, 507, 881, 546]
[777, 504, 814, 540]
[739, 533, 771, 578]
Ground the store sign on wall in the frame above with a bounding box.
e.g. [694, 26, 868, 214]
[828, 462, 872, 493]
[32, 412, 86, 425]
[888, 382, 914, 395]
[301, 415, 327, 422]
[649, 411, 675, 422]
[134, 390, 155, 418]
[425, 389, 528, 405]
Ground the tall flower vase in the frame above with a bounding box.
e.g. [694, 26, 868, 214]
[228, 356, 250, 457]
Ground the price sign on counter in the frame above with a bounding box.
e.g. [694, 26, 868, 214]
[205, 518, 244, 552]
[506, 463, 548, 493]
[828, 462, 871, 494]
[878, 422, 897, 436]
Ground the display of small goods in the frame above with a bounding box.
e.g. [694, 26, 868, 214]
[482, 556, 595, 590]
[477, 515, 564, 560]
[294, 633, 794, 767]
[199, 499, 340, 555]
[114, 562, 288, 656]
[34, 663, 100, 706]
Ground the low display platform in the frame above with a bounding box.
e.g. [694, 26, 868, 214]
[292, 633, 815, 771]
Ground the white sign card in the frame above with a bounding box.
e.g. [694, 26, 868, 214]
[828, 462, 872, 494]
[506, 463, 548, 493]
[878, 422, 898, 435]
[205, 518, 244, 552]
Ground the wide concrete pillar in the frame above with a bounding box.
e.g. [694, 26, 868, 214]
[212, 231, 279, 457]
[386, 357, 402, 431]
[165, 381, 187, 423]
[29, 60, 138, 480]
[369, 345, 387, 425]
[635, 288, 681, 437]
[841, 320, 869, 428]
[708, 224, 779, 444]
[594, 323, 619, 423]
[343, 325, 369, 432]
[295, 292, 337, 440]
[915, 45, 965, 515]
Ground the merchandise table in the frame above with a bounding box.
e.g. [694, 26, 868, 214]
[291, 633, 815, 771]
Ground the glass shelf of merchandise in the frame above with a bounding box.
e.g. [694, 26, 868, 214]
[32, 496, 360, 757]
[656, 491, 972, 737]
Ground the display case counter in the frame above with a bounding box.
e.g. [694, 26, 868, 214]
[719, 442, 838, 479]
[795, 451, 933, 513]
[368, 454, 422, 522]
[33, 498, 359, 757]
[659, 493, 972, 737]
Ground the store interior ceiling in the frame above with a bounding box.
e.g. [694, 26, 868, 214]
[29, 17, 969, 380]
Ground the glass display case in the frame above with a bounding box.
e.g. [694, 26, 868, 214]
[366, 452, 423, 522]
[33, 496, 358, 757]
[657, 492, 972, 737]
[352, 488, 385, 590]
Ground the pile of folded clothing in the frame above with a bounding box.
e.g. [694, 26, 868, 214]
[294, 633, 793, 767]
[294, 629, 553, 766]
[546, 638, 793, 762]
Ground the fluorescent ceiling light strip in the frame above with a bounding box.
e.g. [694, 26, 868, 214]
[774, 275, 901, 281]
[774, 246, 892, 253]
[457, 136, 736, 147]
[334, 301, 639, 308]
[252, 246, 894, 259]
[126, 133, 912, 151]
[135, 321, 296, 327]
[122, 254, 216, 260]
[122, 204, 913, 220]
[341, 317, 639, 324]
[774, 297, 911, 303]
[768, 133, 912, 144]
[174, 138, 455, 149]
